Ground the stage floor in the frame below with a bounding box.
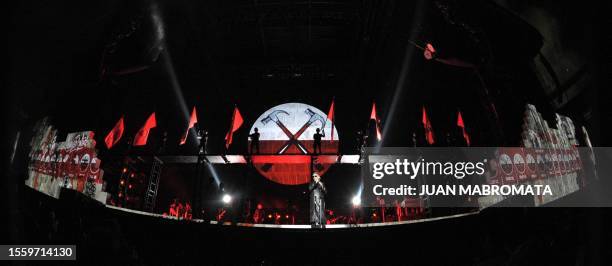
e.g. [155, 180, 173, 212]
[106, 205, 479, 229]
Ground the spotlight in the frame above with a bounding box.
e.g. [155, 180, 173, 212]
[222, 194, 232, 204]
[352, 196, 361, 206]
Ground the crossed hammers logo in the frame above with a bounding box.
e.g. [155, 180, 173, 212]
[261, 108, 326, 154]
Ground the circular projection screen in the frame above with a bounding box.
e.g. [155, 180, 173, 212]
[249, 103, 339, 185]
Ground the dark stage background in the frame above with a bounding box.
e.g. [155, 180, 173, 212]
[4, 0, 612, 264]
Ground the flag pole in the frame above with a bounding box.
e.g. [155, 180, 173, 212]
[329, 97, 335, 141]
[225, 104, 236, 153]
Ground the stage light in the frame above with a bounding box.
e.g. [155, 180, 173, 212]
[122, 168, 127, 173]
[352, 195, 361, 206]
[222, 194, 232, 204]
[375, 0, 426, 151]
[205, 163, 221, 187]
[120, 180, 125, 186]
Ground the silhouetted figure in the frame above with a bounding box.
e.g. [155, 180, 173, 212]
[249, 128, 260, 154]
[197, 129, 208, 155]
[356, 131, 364, 153]
[357, 130, 369, 164]
[313, 128, 325, 154]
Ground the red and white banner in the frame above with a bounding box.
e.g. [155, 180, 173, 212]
[27, 119, 107, 202]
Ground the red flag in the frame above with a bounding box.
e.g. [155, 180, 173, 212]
[225, 106, 244, 149]
[327, 99, 335, 141]
[133, 112, 157, 146]
[457, 111, 470, 146]
[422, 106, 435, 145]
[105, 117, 124, 149]
[180, 107, 198, 145]
[370, 102, 382, 141]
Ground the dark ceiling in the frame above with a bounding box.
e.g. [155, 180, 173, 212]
[8, 0, 560, 154]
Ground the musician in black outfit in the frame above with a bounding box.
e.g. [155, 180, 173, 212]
[197, 128, 208, 155]
[309, 173, 327, 228]
[313, 128, 325, 154]
[249, 127, 260, 154]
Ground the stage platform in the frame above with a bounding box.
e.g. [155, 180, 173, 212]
[106, 205, 478, 229]
[140, 154, 361, 164]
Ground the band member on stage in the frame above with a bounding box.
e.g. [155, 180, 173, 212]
[197, 129, 208, 155]
[394, 200, 402, 221]
[309, 173, 327, 228]
[376, 196, 386, 223]
[313, 128, 325, 154]
[253, 203, 264, 223]
[356, 130, 365, 153]
[169, 198, 178, 217]
[249, 127, 260, 154]
[183, 202, 192, 220]
[176, 201, 184, 218]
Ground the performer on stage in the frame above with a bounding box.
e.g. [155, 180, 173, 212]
[249, 127, 260, 154]
[253, 203, 264, 223]
[313, 128, 325, 154]
[169, 198, 178, 217]
[183, 202, 192, 220]
[309, 173, 327, 228]
[197, 128, 208, 155]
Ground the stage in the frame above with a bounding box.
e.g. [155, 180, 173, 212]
[106, 204, 478, 229]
